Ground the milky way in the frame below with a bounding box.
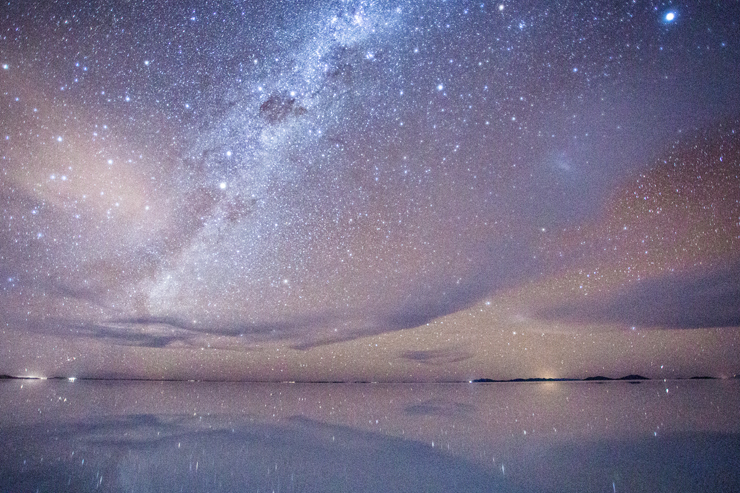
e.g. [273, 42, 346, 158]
[1, 0, 739, 380]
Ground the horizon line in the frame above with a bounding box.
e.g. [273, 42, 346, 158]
[2, 374, 736, 383]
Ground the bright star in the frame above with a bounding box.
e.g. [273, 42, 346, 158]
[664, 11, 676, 23]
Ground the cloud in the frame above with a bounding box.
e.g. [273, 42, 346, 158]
[0, 414, 500, 492]
[537, 261, 740, 329]
[50, 320, 199, 349]
[405, 399, 475, 417]
[400, 347, 474, 365]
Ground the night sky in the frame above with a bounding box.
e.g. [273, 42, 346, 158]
[1, 0, 739, 381]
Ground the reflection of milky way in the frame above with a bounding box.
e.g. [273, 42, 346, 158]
[0, 0, 739, 379]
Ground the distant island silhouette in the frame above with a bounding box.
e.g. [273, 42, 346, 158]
[470, 374, 652, 383]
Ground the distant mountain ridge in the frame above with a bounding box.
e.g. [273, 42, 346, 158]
[473, 374, 654, 383]
[467, 374, 740, 382]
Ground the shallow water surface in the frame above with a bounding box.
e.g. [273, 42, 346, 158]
[1, 379, 739, 492]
